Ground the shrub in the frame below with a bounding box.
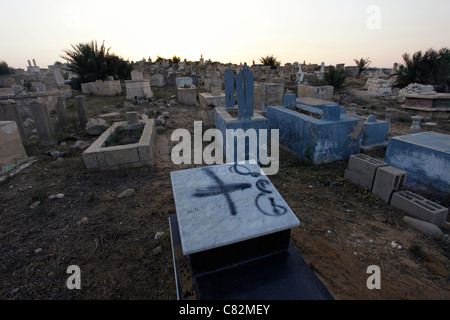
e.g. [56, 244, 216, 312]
[260, 55, 280, 70]
[61, 40, 132, 84]
[354, 57, 371, 77]
[324, 65, 347, 90]
[395, 47, 450, 92]
[0, 61, 13, 75]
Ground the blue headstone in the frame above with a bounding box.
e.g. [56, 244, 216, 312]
[236, 64, 254, 120]
[283, 94, 297, 110]
[225, 69, 235, 109]
[322, 104, 341, 121]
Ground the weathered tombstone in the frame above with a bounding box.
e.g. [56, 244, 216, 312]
[75, 96, 89, 127]
[0, 121, 28, 174]
[169, 162, 333, 300]
[126, 111, 139, 125]
[224, 69, 235, 108]
[29, 102, 57, 147]
[283, 94, 297, 110]
[55, 96, 68, 127]
[236, 64, 254, 120]
[0, 100, 27, 143]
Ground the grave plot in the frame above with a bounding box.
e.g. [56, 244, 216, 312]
[82, 116, 156, 170]
[267, 95, 364, 164]
[214, 64, 269, 162]
[169, 161, 333, 300]
[384, 131, 450, 194]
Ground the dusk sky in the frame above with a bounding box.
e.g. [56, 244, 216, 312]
[1, 0, 449, 70]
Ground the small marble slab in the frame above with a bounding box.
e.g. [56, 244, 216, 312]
[170, 162, 300, 255]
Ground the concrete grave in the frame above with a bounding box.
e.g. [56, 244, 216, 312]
[253, 82, 284, 110]
[81, 79, 122, 96]
[125, 71, 153, 101]
[150, 74, 165, 87]
[82, 119, 156, 171]
[175, 77, 193, 87]
[298, 84, 333, 101]
[296, 97, 346, 114]
[214, 64, 269, 162]
[199, 89, 226, 126]
[169, 162, 333, 300]
[350, 114, 389, 149]
[177, 84, 197, 106]
[384, 132, 450, 194]
[267, 97, 364, 164]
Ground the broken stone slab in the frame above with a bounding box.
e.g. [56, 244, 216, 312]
[118, 188, 135, 198]
[72, 140, 91, 150]
[98, 112, 121, 121]
[403, 216, 445, 240]
[85, 118, 109, 136]
[155, 115, 165, 126]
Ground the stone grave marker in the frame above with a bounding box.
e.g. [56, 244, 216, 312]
[169, 162, 333, 300]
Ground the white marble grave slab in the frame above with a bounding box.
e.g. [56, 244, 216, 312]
[170, 162, 300, 255]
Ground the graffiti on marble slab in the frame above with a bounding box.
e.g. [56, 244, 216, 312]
[192, 163, 288, 217]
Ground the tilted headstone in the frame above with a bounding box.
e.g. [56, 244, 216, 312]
[236, 63, 254, 120]
[0, 100, 27, 143]
[75, 95, 89, 127]
[55, 96, 68, 127]
[224, 69, 235, 108]
[29, 102, 57, 147]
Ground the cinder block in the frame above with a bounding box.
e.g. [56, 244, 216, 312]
[82, 152, 98, 169]
[391, 191, 448, 227]
[347, 154, 388, 190]
[344, 169, 373, 191]
[371, 166, 407, 203]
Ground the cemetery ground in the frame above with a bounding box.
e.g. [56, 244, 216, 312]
[0, 86, 449, 300]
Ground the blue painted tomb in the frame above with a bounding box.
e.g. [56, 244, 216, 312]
[384, 131, 450, 193]
[267, 94, 364, 164]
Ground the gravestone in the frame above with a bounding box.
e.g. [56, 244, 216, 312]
[384, 132, 450, 193]
[236, 65, 254, 120]
[214, 64, 269, 162]
[29, 102, 57, 147]
[55, 96, 68, 127]
[169, 162, 333, 300]
[224, 69, 235, 108]
[75, 95, 89, 127]
[0, 100, 27, 143]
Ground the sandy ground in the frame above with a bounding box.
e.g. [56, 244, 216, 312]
[0, 87, 449, 300]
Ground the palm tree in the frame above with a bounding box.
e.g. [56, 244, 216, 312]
[354, 57, 371, 77]
[0, 60, 13, 75]
[324, 65, 346, 90]
[62, 40, 132, 84]
[394, 47, 450, 91]
[260, 55, 279, 70]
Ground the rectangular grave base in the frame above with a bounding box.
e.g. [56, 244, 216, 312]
[169, 214, 333, 300]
